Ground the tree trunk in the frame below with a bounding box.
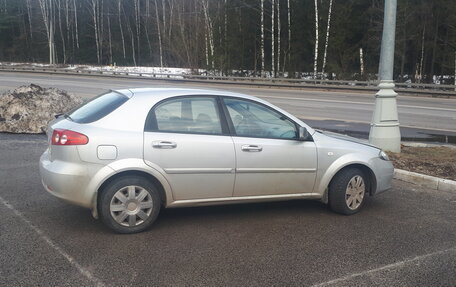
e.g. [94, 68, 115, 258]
[107, 12, 113, 64]
[57, 0, 66, 64]
[430, 13, 439, 82]
[285, 0, 291, 74]
[313, 0, 319, 79]
[321, 0, 333, 77]
[277, 0, 280, 76]
[118, 0, 126, 59]
[38, 0, 56, 64]
[134, 0, 141, 65]
[73, 0, 79, 49]
[359, 47, 364, 76]
[418, 23, 425, 83]
[91, 0, 100, 64]
[260, 0, 265, 76]
[155, 0, 164, 67]
[271, 0, 275, 77]
[202, 0, 214, 69]
[25, 0, 33, 40]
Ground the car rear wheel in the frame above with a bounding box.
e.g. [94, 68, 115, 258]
[328, 168, 367, 215]
[99, 176, 160, 233]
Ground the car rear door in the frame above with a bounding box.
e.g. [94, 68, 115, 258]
[222, 97, 317, 197]
[143, 96, 235, 201]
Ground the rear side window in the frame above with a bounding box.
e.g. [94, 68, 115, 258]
[68, 92, 128, 123]
[147, 97, 223, 135]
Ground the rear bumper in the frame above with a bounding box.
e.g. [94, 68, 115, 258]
[39, 149, 98, 209]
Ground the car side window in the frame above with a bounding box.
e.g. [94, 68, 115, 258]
[223, 98, 298, 139]
[152, 97, 223, 135]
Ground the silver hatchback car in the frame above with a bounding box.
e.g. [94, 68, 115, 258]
[40, 88, 393, 233]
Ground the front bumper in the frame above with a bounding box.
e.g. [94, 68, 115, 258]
[39, 149, 97, 209]
[371, 157, 394, 195]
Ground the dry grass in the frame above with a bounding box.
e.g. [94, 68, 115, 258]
[387, 146, 456, 181]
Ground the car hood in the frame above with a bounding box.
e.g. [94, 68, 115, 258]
[315, 130, 380, 150]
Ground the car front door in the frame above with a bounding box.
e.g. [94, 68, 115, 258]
[222, 97, 317, 197]
[143, 96, 235, 201]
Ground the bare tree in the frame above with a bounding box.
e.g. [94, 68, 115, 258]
[260, 0, 265, 75]
[107, 7, 113, 64]
[285, 0, 291, 74]
[321, 0, 333, 77]
[134, 0, 141, 65]
[359, 47, 364, 76]
[313, 0, 319, 79]
[57, 0, 66, 63]
[118, 0, 126, 59]
[90, 0, 101, 64]
[38, 0, 56, 64]
[277, 0, 281, 75]
[202, 0, 214, 69]
[271, 0, 275, 77]
[73, 0, 79, 49]
[418, 23, 426, 83]
[155, 0, 164, 67]
[25, 0, 33, 40]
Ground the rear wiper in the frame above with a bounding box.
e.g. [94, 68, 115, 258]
[63, 113, 73, 121]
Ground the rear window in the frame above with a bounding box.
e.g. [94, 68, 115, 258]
[68, 91, 128, 123]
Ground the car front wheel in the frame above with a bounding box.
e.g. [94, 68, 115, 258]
[99, 176, 161, 233]
[328, 168, 367, 215]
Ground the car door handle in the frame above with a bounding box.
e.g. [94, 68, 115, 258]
[241, 145, 263, 152]
[152, 141, 177, 149]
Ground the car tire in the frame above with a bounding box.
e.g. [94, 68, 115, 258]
[328, 168, 367, 215]
[99, 176, 161, 234]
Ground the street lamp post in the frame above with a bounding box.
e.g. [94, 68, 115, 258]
[369, 0, 401, 152]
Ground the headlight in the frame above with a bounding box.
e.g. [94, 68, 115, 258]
[379, 150, 390, 161]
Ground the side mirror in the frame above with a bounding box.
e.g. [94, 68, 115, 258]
[298, 127, 311, 141]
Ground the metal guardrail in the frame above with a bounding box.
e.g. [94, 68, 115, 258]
[1, 65, 455, 97]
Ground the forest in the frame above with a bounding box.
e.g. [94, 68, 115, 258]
[0, 0, 455, 83]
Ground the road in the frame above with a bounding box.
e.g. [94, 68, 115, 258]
[1, 71, 455, 143]
[1, 133, 455, 286]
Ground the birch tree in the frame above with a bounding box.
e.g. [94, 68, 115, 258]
[90, 0, 101, 64]
[134, 0, 141, 65]
[57, 0, 66, 63]
[321, 0, 333, 77]
[38, 0, 56, 64]
[155, 0, 164, 67]
[285, 0, 291, 74]
[260, 0, 265, 75]
[359, 47, 364, 76]
[118, 0, 126, 59]
[25, 0, 33, 40]
[313, 0, 319, 79]
[277, 0, 281, 75]
[271, 0, 275, 77]
[202, 0, 214, 69]
[73, 0, 79, 49]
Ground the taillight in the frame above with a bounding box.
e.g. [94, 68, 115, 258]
[51, 129, 89, 145]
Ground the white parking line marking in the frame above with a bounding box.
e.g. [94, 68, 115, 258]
[0, 195, 105, 287]
[311, 246, 456, 286]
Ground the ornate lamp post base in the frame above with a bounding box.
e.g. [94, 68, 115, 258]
[369, 81, 401, 152]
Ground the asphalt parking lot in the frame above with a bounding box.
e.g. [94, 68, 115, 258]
[1, 133, 455, 286]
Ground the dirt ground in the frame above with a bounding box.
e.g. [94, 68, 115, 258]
[387, 145, 456, 181]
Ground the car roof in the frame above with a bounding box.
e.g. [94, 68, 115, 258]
[114, 87, 259, 101]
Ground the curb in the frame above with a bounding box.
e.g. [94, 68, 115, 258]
[394, 169, 456, 192]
